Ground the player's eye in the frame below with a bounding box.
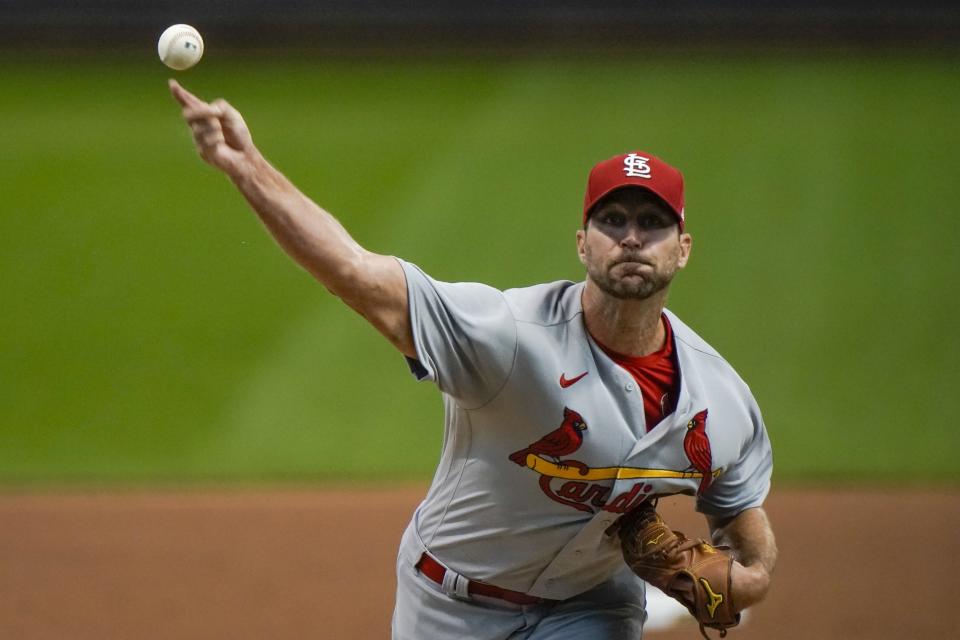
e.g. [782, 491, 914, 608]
[639, 214, 672, 230]
[601, 212, 625, 226]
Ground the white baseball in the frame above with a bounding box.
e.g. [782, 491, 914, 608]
[158, 24, 204, 71]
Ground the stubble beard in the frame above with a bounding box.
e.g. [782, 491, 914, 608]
[586, 254, 678, 300]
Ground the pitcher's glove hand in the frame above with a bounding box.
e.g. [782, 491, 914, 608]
[617, 504, 740, 639]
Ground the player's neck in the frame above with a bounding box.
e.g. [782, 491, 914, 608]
[581, 281, 667, 357]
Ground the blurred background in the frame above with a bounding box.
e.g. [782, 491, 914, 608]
[1, 0, 958, 486]
[2, 4, 959, 640]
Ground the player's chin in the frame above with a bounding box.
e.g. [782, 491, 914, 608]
[615, 287, 657, 300]
[602, 276, 658, 300]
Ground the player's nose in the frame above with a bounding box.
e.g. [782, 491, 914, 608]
[619, 225, 643, 248]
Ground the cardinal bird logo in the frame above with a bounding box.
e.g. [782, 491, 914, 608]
[683, 409, 714, 495]
[509, 407, 588, 468]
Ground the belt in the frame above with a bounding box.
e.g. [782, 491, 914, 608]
[415, 552, 552, 606]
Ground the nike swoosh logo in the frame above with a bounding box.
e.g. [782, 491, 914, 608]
[559, 371, 589, 388]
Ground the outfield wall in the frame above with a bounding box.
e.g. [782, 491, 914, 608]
[3, 0, 958, 50]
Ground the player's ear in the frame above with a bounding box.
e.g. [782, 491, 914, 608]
[677, 232, 692, 269]
[576, 229, 587, 265]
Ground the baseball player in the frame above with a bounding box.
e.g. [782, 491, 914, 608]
[169, 79, 777, 639]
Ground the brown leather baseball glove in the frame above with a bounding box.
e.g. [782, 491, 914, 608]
[617, 504, 740, 639]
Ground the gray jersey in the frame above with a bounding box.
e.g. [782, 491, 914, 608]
[397, 259, 772, 601]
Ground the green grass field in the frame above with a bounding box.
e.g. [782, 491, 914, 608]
[2, 52, 958, 484]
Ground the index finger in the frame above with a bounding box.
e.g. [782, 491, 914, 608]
[168, 79, 205, 109]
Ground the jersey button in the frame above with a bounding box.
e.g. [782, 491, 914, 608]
[625, 382, 635, 392]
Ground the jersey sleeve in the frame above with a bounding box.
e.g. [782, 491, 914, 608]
[399, 259, 518, 409]
[696, 396, 773, 518]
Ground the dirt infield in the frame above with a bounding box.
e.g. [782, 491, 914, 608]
[1, 487, 954, 639]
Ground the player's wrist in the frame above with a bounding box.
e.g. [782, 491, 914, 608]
[729, 561, 771, 611]
[227, 147, 269, 186]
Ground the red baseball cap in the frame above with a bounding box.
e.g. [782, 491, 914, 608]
[583, 151, 685, 230]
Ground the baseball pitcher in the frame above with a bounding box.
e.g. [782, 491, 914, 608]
[170, 79, 777, 639]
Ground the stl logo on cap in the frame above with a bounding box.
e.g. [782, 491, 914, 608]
[623, 153, 652, 179]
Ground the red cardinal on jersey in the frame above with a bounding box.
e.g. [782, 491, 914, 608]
[509, 407, 587, 466]
[684, 408, 714, 495]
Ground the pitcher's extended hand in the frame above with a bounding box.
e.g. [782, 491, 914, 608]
[168, 79, 256, 176]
